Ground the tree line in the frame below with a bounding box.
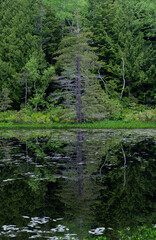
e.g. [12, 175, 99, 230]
[0, 0, 155, 122]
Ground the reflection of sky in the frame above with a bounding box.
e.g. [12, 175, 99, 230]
[1, 218, 108, 239]
[1, 217, 79, 239]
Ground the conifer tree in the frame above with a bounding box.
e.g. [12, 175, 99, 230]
[89, 0, 156, 104]
[0, 87, 12, 111]
[0, 0, 41, 108]
[55, 14, 105, 123]
[0, 0, 60, 109]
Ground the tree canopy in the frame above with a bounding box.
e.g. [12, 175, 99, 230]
[0, 0, 155, 121]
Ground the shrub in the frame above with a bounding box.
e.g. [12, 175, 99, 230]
[120, 226, 156, 239]
[124, 108, 156, 122]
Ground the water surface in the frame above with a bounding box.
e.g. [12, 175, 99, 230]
[0, 129, 155, 239]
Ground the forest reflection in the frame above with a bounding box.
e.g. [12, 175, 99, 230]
[0, 129, 155, 239]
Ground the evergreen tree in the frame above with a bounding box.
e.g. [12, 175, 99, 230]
[0, 87, 12, 111]
[113, 0, 156, 104]
[55, 14, 105, 123]
[41, 5, 62, 64]
[0, 0, 41, 108]
[0, 0, 60, 109]
[89, 0, 156, 104]
[43, 0, 89, 21]
[0, 0, 155, 112]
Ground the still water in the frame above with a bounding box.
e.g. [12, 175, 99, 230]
[0, 129, 155, 239]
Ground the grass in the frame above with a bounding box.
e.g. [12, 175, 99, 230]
[0, 120, 156, 129]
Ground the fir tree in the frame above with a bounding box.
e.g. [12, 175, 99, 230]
[0, 87, 12, 111]
[55, 14, 105, 123]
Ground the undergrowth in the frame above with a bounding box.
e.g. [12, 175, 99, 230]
[0, 105, 156, 128]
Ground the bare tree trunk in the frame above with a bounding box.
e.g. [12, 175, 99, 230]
[76, 56, 82, 123]
[120, 57, 126, 101]
[76, 13, 82, 123]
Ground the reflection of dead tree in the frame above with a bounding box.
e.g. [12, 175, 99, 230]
[76, 131, 83, 197]
[121, 143, 127, 187]
[100, 150, 108, 177]
[76, 131, 83, 233]
[25, 140, 32, 171]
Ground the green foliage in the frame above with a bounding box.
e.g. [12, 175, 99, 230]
[89, 0, 156, 105]
[0, 0, 155, 119]
[103, 96, 123, 120]
[0, 0, 61, 109]
[55, 22, 103, 122]
[120, 226, 156, 240]
[0, 119, 156, 130]
[43, 0, 89, 21]
[124, 109, 156, 122]
[49, 227, 156, 240]
[0, 0, 41, 106]
[0, 87, 12, 111]
[21, 49, 55, 110]
[82, 93, 123, 122]
[0, 109, 51, 124]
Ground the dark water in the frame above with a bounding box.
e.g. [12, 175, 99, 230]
[0, 129, 155, 239]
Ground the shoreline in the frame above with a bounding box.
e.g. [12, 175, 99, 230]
[0, 120, 156, 130]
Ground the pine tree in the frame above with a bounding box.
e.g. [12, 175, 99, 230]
[0, 87, 12, 111]
[0, 0, 60, 109]
[0, 0, 41, 108]
[55, 14, 105, 123]
[89, 0, 156, 104]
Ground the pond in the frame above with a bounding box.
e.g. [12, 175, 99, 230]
[0, 129, 155, 239]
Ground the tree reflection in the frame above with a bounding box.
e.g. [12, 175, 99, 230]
[0, 130, 155, 239]
[96, 137, 156, 238]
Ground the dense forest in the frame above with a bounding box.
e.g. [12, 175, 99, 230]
[0, 0, 155, 123]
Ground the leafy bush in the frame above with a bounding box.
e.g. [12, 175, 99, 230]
[0, 104, 155, 124]
[120, 226, 156, 239]
[0, 110, 20, 123]
[124, 108, 156, 122]
[0, 109, 53, 124]
[81, 96, 124, 122]
[103, 97, 124, 120]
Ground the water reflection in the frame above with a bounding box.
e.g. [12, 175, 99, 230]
[0, 129, 155, 239]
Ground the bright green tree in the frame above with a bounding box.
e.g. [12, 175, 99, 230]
[20, 49, 54, 110]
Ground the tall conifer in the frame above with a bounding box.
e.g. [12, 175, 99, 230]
[55, 14, 105, 122]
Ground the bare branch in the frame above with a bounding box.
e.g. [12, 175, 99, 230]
[98, 69, 107, 95]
